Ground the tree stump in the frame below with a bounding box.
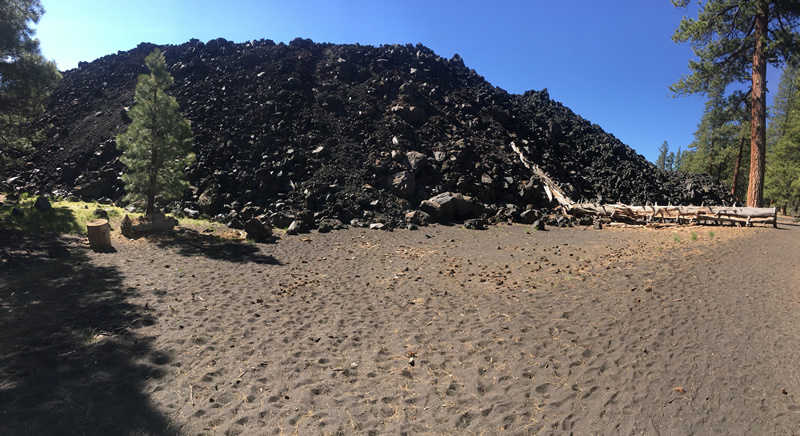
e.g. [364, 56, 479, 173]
[87, 219, 112, 252]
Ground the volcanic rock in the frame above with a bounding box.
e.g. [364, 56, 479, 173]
[182, 208, 200, 218]
[12, 38, 736, 231]
[405, 210, 433, 226]
[317, 218, 345, 233]
[34, 196, 52, 211]
[244, 216, 273, 242]
[464, 218, 487, 230]
[388, 170, 415, 198]
[420, 192, 478, 222]
[285, 220, 307, 235]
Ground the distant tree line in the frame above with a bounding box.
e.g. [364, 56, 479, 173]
[0, 0, 60, 174]
[654, 140, 684, 173]
[669, 0, 800, 211]
[765, 61, 800, 214]
[662, 60, 800, 214]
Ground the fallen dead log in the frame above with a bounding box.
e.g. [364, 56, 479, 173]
[507, 143, 776, 229]
[568, 204, 777, 227]
[510, 141, 573, 207]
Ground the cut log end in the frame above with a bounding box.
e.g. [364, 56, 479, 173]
[87, 219, 112, 252]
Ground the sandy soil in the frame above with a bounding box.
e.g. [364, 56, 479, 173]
[1, 218, 799, 435]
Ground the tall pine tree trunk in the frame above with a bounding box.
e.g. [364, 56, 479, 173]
[147, 146, 157, 216]
[731, 135, 744, 198]
[147, 87, 159, 216]
[747, 1, 768, 207]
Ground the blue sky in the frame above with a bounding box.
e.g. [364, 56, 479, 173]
[35, 0, 781, 163]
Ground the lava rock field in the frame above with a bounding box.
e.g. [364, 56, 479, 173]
[8, 37, 734, 229]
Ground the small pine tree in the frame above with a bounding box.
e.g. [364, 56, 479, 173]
[116, 49, 194, 216]
[665, 152, 676, 172]
[674, 146, 684, 171]
[655, 141, 669, 170]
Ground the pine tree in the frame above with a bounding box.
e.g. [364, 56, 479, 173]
[674, 145, 684, 171]
[116, 49, 194, 216]
[671, 0, 800, 207]
[766, 61, 800, 213]
[665, 152, 676, 171]
[655, 141, 669, 170]
[767, 61, 799, 152]
[0, 0, 61, 173]
[765, 119, 800, 213]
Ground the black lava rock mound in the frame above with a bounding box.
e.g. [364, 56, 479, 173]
[9, 37, 734, 229]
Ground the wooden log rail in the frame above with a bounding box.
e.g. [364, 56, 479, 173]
[507, 141, 777, 228]
[567, 204, 778, 227]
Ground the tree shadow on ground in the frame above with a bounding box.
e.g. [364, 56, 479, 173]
[0, 231, 177, 435]
[147, 228, 281, 265]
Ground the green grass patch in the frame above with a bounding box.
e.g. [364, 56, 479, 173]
[79, 328, 98, 344]
[691, 231, 698, 241]
[0, 196, 141, 235]
[3, 194, 227, 237]
[178, 216, 213, 228]
[708, 231, 715, 238]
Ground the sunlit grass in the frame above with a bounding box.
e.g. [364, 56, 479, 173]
[0, 194, 138, 235]
[1, 193, 226, 237]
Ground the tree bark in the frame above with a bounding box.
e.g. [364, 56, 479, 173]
[747, 2, 768, 208]
[731, 135, 745, 198]
[147, 87, 159, 216]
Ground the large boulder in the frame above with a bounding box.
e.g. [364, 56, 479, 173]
[388, 170, 415, 199]
[197, 188, 223, 216]
[318, 218, 345, 233]
[270, 211, 296, 229]
[244, 216, 273, 242]
[285, 219, 308, 235]
[405, 209, 433, 226]
[419, 192, 478, 222]
[93, 208, 109, 219]
[406, 151, 428, 174]
[34, 196, 52, 211]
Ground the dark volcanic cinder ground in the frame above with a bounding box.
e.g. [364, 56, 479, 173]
[2, 219, 798, 435]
